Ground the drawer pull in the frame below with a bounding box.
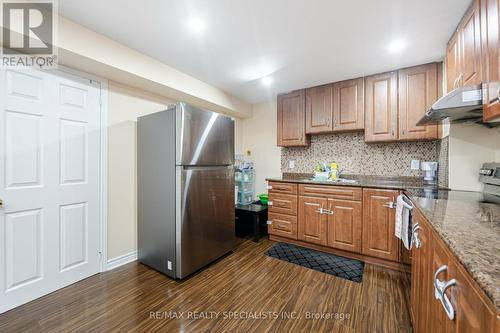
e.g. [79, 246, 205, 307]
[315, 208, 334, 215]
[412, 224, 421, 249]
[268, 201, 273, 206]
[433, 265, 457, 321]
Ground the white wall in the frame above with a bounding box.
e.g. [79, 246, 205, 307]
[448, 124, 500, 191]
[107, 82, 174, 260]
[237, 102, 282, 195]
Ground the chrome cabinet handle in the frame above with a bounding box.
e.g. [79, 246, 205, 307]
[433, 265, 456, 320]
[315, 208, 334, 215]
[383, 202, 396, 209]
[268, 201, 273, 206]
[497, 85, 500, 101]
[412, 223, 421, 248]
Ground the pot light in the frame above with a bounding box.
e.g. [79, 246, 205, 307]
[261, 76, 273, 86]
[187, 16, 206, 35]
[387, 39, 406, 53]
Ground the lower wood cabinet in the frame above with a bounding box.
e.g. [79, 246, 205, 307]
[410, 210, 431, 333]
[326, 199, 362, 253]
[361, 189, 400, 261]
[411, 207, 498, 333]
[297, 196, 328, 246]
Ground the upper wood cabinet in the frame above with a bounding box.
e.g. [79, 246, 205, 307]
[364, 71, 399, 143]
[305, 84, 333, 134]
[461, 0, 483, 87]
[277, 90, 309, 147]
[446, 0, 482, 91]
[447, 31, 461, 92]
[333, 78, 365, 131]
[361, 189, 400, 261]
[481, 0, 500, 121]
[398, 63, 439, 141]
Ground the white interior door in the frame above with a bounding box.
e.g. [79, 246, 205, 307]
[0, 68, 102, 313]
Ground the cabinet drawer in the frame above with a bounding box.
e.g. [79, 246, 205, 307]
[269, 193, 297, 216]
[299, 184, 362, 200]
[268, 213, 297, 239]
[268, 182, 298, 195]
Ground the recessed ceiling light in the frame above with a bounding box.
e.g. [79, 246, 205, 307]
[187, 16, 206, 35]
[387, 39, 406, 53]
[262, 76, 273, 86]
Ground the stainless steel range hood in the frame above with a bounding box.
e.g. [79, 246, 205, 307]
[416, 85, 484, 126]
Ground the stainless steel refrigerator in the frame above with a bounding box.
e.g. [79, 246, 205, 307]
[137, 102, 235, 279]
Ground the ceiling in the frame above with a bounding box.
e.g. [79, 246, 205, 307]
[59, 0, 471, 104]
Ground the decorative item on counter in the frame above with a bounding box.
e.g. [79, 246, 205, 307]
[329, 162, 339, 181]
[257, 193, 268, 205]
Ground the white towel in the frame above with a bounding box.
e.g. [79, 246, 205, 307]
[395, 195, 412, 250]
[395, 195, 403, 239]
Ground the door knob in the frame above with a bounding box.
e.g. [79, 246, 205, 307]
[0, 199, 3, 208]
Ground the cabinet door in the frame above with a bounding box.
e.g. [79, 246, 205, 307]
[305, 84, 333, 134]
[326, 199, 362, 253]
[410, 211, 431, 333]
[361, 189, 399, 261]
[364, 72, 398, 142]
[446, 31, 461, 92]
[398, 63, 438, 141]
[428, 233, 457, 333]
[460, 0, 482, 87]
[455, 264, 496, 333]
[298, 196, 327, 246]
[277, 90, 309, 147]
[332, 78, 364, 131]
[481, 0, 500, 122]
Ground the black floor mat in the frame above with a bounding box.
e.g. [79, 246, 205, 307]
[265, 242, 365, 283]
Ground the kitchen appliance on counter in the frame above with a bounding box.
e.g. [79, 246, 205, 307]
[479, 162, 500, 204]
[421, 161, 438, 186]
[137, 103, 235, 279]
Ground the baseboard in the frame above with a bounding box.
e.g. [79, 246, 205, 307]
[106, 251, 138, 271]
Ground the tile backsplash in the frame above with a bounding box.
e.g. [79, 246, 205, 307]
[281, 132, 449, 183]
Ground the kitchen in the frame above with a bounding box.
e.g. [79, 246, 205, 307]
[0, 0, 499, 332]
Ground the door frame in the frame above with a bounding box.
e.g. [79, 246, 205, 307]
[43, 65, 109, 273]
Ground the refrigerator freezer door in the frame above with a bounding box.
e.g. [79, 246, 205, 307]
[177, 166, 235, 278]
[176, 103, 234, 166]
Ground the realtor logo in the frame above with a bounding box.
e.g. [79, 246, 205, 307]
[1, 0, 58, 68]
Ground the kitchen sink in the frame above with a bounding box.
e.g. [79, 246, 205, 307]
[304, 178, 358, 184]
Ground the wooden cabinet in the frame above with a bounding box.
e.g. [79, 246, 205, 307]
[398, 63, 439, 140]
[410, 206, 499, 333]
[305, 84, 333, 134]
[455, 263, 496, 332]
[447, 31, 462, 92]
[268, 182, 298, 239]
[277, 90, 309, 147]
[428, 232, 457, 333]
[361, 189, 399, 261]
[364, 71, 399, 142]
[481, 0, 500, 121]
[410, 211, 431, 333]
[326, 199, 362, 253]
[298, 196, 328, 246]
[446, 0, 482, 91]
[332, 78, 365, 131]
[460, 0, 483, 87]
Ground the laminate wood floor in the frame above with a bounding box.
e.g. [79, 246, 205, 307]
[0, 238, 412, 333]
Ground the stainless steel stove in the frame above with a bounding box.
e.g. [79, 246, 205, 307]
[479, 162, 500, 204]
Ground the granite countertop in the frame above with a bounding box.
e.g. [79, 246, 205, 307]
[266, 173, 429, 190]
[405, 189, 500, 310]
[266, 173, 500, 309]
